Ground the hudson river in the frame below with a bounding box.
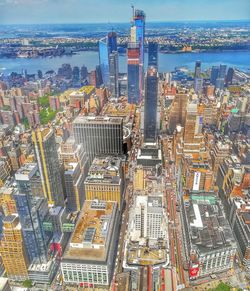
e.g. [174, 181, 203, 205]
[0, 50, 249, 75]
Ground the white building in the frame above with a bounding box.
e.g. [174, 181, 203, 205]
[132, 195, 165, 241]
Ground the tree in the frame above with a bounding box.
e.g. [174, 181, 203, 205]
[22, 279, 33, 288]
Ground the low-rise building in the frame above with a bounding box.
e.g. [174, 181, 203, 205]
[181, 193, 237, 279]
[61, 200, 119, 287]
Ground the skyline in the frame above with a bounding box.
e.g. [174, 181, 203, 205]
[0, 0, 250, 24]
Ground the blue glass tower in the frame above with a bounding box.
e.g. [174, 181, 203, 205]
[99, 36, 110, 86]
[148, 42, 158, 68]
[108, 31, 117, 53]
[210, 66, 219, 85]
[14, 163, 50, 263]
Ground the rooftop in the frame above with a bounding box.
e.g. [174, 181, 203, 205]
[73, 115, 123, 125]
[15, 163, 38, 181]
[63, 200, 117, 262]
[184, 193, 236, 254]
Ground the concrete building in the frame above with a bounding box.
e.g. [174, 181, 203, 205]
[61, 200, 119, 287]
[0, 215, 29, 281]
[131, 195, 166, 240]
[84, 156, 124, 209]
[0, 278, 11, 291]
[181, 193, 237, 279]
[229, 197, 250, 269]
[60, 137, 89, 212]
[73, 116, 123, 164]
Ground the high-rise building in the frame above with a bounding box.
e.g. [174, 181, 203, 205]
[216, 64, 227, 90]
[226, 67, 234, 86]
[194, 61, 202, 93]
[148, 42, 158, 68]
[84, 156, 125, 209]
[127, 42, 140, 104]
[129, 8, 146, 101]
[109, 51, 119, 99]
[0, 215, 29, 280]
[144, 67, 159, 142]
[99, 36, 110, 86]
[32, 128, 65, 207]
[80, 65, 88, 80]
[194, 61, 201, 79]
[210, 66, 219, 86]
[14, 163, 50, 263]
[108, 31, 117, 53]
[73, 116, 123, 164]
[60, 137, 89, 212]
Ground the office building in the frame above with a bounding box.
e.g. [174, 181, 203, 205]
[84, 156, 124, 209]
[210, 66, 219, 86]
[229, 197, 250, 269]
[148, 42, 158, 68]
[73, 116, 123, 164]
[61, 200, 119, 287]
[194, 61, 202, 93]
[127, 42, 140, 104]
[108, 31, 117, 53]
[131, 196, 165, 241]
[14, 163, 50, 263]
[109, 51, 119, 99]
[131, 9, 146, 97]
[0, 278, 11, 291]
[226, 67, 234, 86]
[60, 137, 89, 212]
[181, 193, 237, 279]
[32, 128, 65, 207]
[144, 67, 159, 142]
[0, 187, 17, 216]
[99, 36, 110, 86]
[0, 215, 29, 280]
[215, 65, 227, 90]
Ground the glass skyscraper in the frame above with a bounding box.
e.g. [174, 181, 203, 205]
[148, 42, 158, 68]
[127, 42, 140, 104]
[144, 67, 159, 142]
[108, 31, 117, 53]
[99, 36, 110, 86]
[109, 51, 119, 99]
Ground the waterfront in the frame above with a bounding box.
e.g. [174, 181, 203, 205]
[0, 50, 249, 75]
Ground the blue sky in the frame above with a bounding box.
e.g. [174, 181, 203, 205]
[0, 0, 249, 24]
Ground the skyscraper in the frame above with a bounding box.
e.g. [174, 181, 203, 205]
[0, 215, 29, 280]
[216, 64, 227, 90]
[99, 36, 110, 86]
[148, 42, 158, 68]
[73, 115, 123, 164]
[127, 42, 140, 104]
[144, 67, 159, 142]
[210, 66, 219, 85]
[226, 67, 234, 86]
[130, 8, 146, 100]
[32, 128, 65, 207]
[108, 31, 117, 53]
[14, 163, 49, 264]
[109, 51, 119, 99]
[194, 61, 203, 93]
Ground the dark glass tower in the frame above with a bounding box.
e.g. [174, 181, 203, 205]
[144, 67, 159, 142]
[210, 66, 219, 85]
[108, 31, 117, 53]
[127, 42, 140, 104]
[148, 42, 158, 68]
[109, 51, 119, 99]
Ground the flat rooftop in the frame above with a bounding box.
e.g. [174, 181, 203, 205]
[15, 163, 38, 181]
[184, 193, 236, 253]
[85, 156, 122, 185]
[63, 200, 117, 262]
[73, 115, 123, 125]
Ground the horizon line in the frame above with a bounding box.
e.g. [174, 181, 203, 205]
[1, 19, 250, 26]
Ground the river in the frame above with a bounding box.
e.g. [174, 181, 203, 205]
[0, 50, 249, 75]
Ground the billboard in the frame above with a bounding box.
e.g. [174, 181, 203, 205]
[189, 263, 199, 278]
[193, 172, 201, 191]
